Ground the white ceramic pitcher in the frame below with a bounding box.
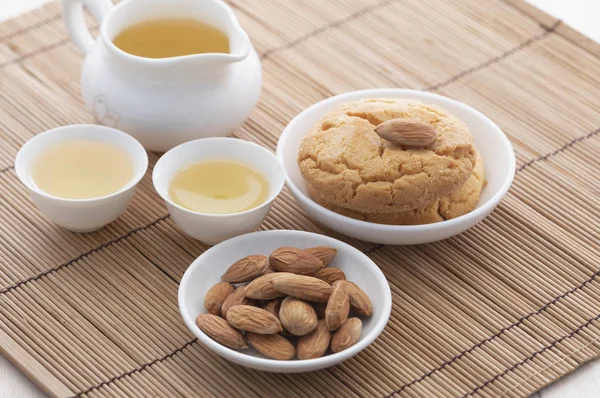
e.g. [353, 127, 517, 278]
[62, 0, 262, 151]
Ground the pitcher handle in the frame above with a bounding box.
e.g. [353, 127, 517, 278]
[62, 0, 112, 54]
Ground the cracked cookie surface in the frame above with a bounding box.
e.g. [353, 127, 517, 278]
[298, 99, 477, 213]
[310, 151, 486, 225]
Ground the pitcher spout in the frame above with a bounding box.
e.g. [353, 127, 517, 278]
[226, 20, 251, 63]
[177, 2, 251, 66]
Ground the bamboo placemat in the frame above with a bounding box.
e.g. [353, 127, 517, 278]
[1, 0, 600, 397]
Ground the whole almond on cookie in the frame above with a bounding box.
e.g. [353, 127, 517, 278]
[279, 297, 318, 336]
[245, 273, 291, 300]
[374, 118, 437, 147]
[196, 314, 248, 350]
[222, 254, 269, 283]
[297, 319, 331, 359]
[204, 282, 235, 316]
[314, 268, 346, 285]
[346, 282, 373, 316]
[272, 274, 333, 303]
[305, 246, 338, 266]
[226, 305, 282, 334]
[247, 332, 295, 360]
[221, 285, 254, 318]
[331, 317, 362, 353]
[269, 247, 324, 275]
[325, 281, 350, 331]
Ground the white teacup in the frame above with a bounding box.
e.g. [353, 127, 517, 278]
[15, 124, 148, 232]
[152, 137, 285, 245]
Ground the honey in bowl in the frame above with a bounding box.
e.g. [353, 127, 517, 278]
[168, 160, 269, 214]
[31, 140, 134, 200]
[112, 18, 229, 58]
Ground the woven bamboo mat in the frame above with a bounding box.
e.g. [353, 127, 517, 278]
[1, 0, 600, 397]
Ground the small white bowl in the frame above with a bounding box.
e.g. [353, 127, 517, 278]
[152, 137, 285, 245]
[15, 124, 148, 233]
[276, 89, 515, 245]
[179, 230, 392, 372]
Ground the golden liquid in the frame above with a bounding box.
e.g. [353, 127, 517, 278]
[31, 140, 134, 199]
[169, 160, 269, 214]
[112, 18, 229, 58]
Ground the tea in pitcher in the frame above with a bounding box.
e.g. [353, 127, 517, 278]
[113, 18, 229, 58]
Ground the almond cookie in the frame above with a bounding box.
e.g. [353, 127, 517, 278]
[298, 99, 477, 213]
[310, 151, 485, 225]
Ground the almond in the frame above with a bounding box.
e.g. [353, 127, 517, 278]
[226, 305, 282, 334]
[247, 333, 295, 360]
[374, 118, 437, 147]
[222, 254, 269, 283]
[331, 317, 362, 353]
[244, 273, 291, 300]
[279, 297, 318, 336]
[346, 282, 373, 316]
[312, 302, 327, 319]
[314, 268, 346, 285]
[269, 247, 324, 275]
[272, 274, 333, 303]
[305, 246, 338, 266]
[263, 298, 293, 336]
[325, 281, 350, 331]
[261, 298, 283, 318]
[297, 319, 331, 359]
[196, 314, 248, 349]
[204, 282, 235, 316]
[264, 264, 276, 274]
[221, 285, 254, 318]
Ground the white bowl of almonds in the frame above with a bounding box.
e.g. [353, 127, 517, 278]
[178, 230, 392, 372]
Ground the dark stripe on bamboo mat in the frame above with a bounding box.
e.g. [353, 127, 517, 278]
[425, 20, 561, 92]
[258, 0, 397, 60]
[517, 127, 600, 172]
[0, 37, 71, 68]
[463, 312, 600, 397]
[0, 215, 170, 295]
[384, 268, 600, 396]
[0, 13, 61, 42]
[73, 338, 198, 398]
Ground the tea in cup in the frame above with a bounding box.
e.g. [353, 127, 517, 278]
[15, 125, 148, 232]
[152, 138, 285, 245]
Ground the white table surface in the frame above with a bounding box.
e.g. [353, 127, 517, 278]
[1, 1, 599, 397]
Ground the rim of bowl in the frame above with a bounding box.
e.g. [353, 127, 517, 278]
[276, 88, 516, 232]
[178, 229, 392, 369]
[152, 137, 286, 218]
[14, 124, 149, 203]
